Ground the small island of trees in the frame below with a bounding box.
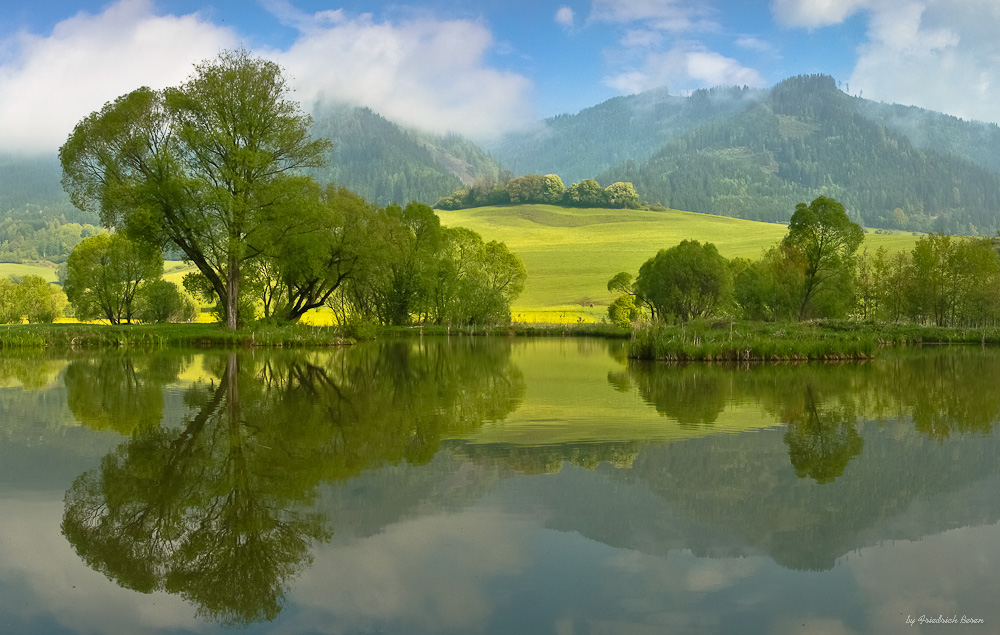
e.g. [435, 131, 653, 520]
[435, 174, 642, 210]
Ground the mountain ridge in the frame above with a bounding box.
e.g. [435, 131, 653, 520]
[3, 73, 1000, 234]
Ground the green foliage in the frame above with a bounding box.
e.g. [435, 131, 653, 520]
[430, 230, 527, 326]
[564, 179, 603, 207]
[0, 277, 22, 323]
[330, 201, 526, 327]
[606, 271, 633, 294]
[60, 50, 330, 330]
[732, 246, 804, 321]
[634, 240, 734, 322]
[604, 181, 640, 209]
[15, 275, 66, 323]
[436, 175, 643, 211]
[0, 208, 103, 263]
[782, 196, 864, 319]
[64, 233, 164, 324]
[249, 184, 372, 323]
[607, 294, 639, 327]
[136, 279, 197, 324]
[855, 233, 1000, 327]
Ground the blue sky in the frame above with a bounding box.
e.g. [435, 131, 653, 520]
[0, 0, 998, 153]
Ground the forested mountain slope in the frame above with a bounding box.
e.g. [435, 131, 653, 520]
[596, 75, 1000, 232]
[858, 100, 1000, 174]
[308, 104, 504, 207]
[0, 154, 76, 218]
[485, 86, 762, 186]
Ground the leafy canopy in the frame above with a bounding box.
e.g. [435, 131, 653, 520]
[60, 50, 331, 329]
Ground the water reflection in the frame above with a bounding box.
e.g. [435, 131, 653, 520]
[613, 350, 1000, 483]
[61, 338, 524, 626]
[34, 340, 1000, 630]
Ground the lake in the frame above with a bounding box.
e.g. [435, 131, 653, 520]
[1, 337, 998, 634]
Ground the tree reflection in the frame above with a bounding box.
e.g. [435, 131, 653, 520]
[613, 361, 866, 482]
[0, 351, 66, 389]
[782, 385, 863, 484]
[609, 362, 729, 425]
[64, 354, 184, 435]
[62, 339, 524, 625]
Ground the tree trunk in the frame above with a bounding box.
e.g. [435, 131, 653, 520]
[226, 260, 239, 330]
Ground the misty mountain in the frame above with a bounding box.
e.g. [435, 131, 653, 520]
[308, 104, 505, 207]
[501, 74, 1000, 233]
[5, 74, 1000, 236]
[484, 85, 764, 186]
[0, 153, 78, 219]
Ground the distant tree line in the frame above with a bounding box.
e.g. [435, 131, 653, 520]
[0, 206, 103, 263]
[608, 195, 1000, 328]
[435, 174, 642, 210]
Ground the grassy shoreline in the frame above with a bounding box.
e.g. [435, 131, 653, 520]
[627, 320, 1000, 361]
[1, 320, 997, 358]
[0, 323, 354, 349]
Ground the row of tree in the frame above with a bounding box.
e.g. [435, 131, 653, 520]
[58, 51, 525, 329]
[435, 174, 642, 210]
[57, 189, 525, 328]
[608, 195, 1000, 328]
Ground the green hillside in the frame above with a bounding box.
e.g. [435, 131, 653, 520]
[485, 86, 760, 186]
[598, 75, 1000, 233]
[308, 104, 503, 207]
[437, 204, 918, 322]
[0, 262, 59, 282]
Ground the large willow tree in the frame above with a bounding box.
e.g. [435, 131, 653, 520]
[60, 50, 330, 329]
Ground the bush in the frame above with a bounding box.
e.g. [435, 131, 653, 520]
[607, 295, 639, 328]
[137, 280, 198, 323]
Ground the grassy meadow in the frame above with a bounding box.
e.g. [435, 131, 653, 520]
[437, 204, 920, 323]
[0, 262, 60, 283]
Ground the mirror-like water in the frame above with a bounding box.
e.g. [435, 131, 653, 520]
[1, 338, 998, 634]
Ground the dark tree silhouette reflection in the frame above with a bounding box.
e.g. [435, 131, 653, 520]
[62, 339, 524, 625]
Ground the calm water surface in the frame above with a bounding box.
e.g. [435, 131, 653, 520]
[1, 337, 999, 634]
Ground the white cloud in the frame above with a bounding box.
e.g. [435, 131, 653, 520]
[774, 0, 1000, 124]
[556, 6, 576, 29]
[592, 1, 762, 97]
[620, 29, 664, 49]
[0, 0, 237, 154]
[590, 0, 719, 32]
[849, 0, 1000, 123]
[276, 10, 536, 140]
[604, 42, 764, 94]
[0, 0, 537, 154]
[735, 35, 777, 54]
[770, 0, 871, 28]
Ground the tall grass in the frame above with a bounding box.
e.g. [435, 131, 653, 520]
[626, 319, 1000, 361]
[0, 323, 352, 350]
